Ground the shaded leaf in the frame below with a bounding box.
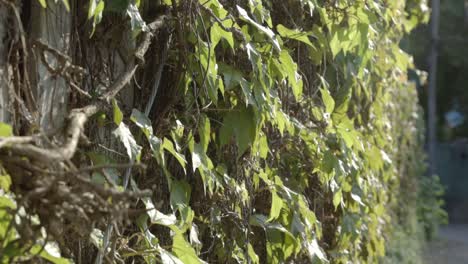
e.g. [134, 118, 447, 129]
[219, 107, 257, 155]
[170, 180, 191, 210]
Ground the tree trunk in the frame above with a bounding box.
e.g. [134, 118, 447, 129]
[428, 0, 440, 175]
[0, 5, 10, 123]
[29, 0, 70, 132]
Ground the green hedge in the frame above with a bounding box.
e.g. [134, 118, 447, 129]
[0, 0, 446, 263]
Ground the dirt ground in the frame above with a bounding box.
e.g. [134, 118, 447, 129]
[424, 224, 468, 264]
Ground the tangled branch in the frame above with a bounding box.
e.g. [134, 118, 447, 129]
[0, 14, 170, 248]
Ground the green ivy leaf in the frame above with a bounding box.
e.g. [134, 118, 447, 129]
[268, 191, 283, 221]
[257, 135, 269, 159]
[247, 243, 260, 264]
[106, 0, 130, 13]
[160, 246, 184, 264]
[279, 50, 302, 100]
[131, 108, 153, 137]
[219, 107, 257, 156]
[305, 239, 328, 263]
[88, 0, 105, 35]
[172, 233, 203, 264]
[170, 180, 191, 210]
[239, 79, 256, 106]
[210, 22, 234, 50]
[219, 63, 244, 90]
[126, 3, 148, 34]
[30, 243, 71, 264]
[88, 0, 97, 19]
[89, 228, 104, 249]
[320, 88, 335, 114]
[38, 0, 47, 8]
[0, 171, 12, 191]
[0, 122, 12, 137]
[112, 99, 123, 125]
[142, 197, 177, 226]
[333, 190, 342, 209]
[329, 27, 348, 57]
[162, 138, 187, 170]
[236, 5, 280, 51]
[61, 0, 70, 11]
[199, 115, 211, 152]
[113, 122, 142, 161]
[277, 24, 314, 47]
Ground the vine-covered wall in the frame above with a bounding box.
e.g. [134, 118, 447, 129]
[0, 0, 445, 263]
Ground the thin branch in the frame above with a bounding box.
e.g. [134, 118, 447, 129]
[2, 15, 170, 163]
[94, 15, 169, 264]
[81, 163, 147, 173]
[5, 105, 99, 162]
[101, 15, 168, 102]
[100, 64, 138, 102]
[0, 136, 34, 149]
[32, 39, 85, 76]
[144, 34, 171, 115]
[135, 15, 168, 63]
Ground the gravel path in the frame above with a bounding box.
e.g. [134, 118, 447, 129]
[425, 224, 468, 264]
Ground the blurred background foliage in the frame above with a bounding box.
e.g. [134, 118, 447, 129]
[403, 0, 468, 140]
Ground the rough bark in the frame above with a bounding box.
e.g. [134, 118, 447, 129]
[0, 5, 10, 123]
[29, 0, 70, 132]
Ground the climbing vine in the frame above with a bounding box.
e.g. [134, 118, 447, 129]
[0, 0, 443, 263]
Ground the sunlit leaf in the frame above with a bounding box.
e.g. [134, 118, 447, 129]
[268, 191, 283, 221]
[113, 122, 142, 161]
[127, 3, 148, 34]
[172, 233, 204, 264]
[279, 50, 302, 100]
[30, 244, 71, 264]
[163, 138, 187, 169]
[210, 22, 234, 50]
[320, 88, 335, 114]
[305, 239, 328, 263]
[38, 0, 47, 8]
[160, 246, 184, 264]
[112, 99, 123, 125]
[277, 24, 314, 47]
[131, 108, 153, 137]
[142, 197, 177, 226]
[61, 0, 70, 11]
[0, 122, 12, 137]
[236, 5, 280, 51]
